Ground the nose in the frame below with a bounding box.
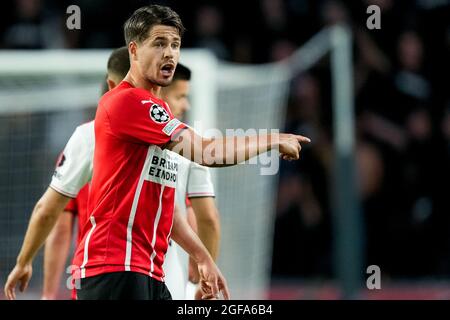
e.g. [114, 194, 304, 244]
[163, 45, 175, 59]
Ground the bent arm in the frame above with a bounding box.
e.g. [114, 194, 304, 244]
[16, 188, 71, 267]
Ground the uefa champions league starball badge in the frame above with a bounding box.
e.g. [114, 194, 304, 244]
[150, 104, 170, 124]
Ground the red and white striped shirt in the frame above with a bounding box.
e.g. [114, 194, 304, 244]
[72, 81, 186, 282]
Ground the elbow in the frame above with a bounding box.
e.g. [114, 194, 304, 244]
[33, 199, 59, 225]
[197, 213, 221, 235]
[210, 219, 221, 235]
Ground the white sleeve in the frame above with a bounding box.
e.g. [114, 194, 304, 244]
[186, 162, 215, 198]
[49, 127, 93, 198]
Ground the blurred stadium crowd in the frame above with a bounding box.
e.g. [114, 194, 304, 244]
[1, 0, 449, 284]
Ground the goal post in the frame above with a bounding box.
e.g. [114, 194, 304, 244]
[329, 25, 364, 299]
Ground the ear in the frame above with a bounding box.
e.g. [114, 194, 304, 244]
[129, 41, 138, 60]
[107, 78, 117, 90]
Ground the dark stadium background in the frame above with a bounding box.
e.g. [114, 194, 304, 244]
[0, 0, 449, 299]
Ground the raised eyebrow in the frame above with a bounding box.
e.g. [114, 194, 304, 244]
[152, 36, 181, 42]
[153, 36, 168, 42]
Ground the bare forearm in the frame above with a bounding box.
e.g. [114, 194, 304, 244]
[199, 134, 277, 167]
[197, 220, 220, 261]
[17, 188, 70, 267]
[169, 127, 310, 165]
[190, 198, 220, 261]
[169, 129, 279, 167]
[18, 207, 58, 266]
[171, 208, 212, 264]
[42, 212, 73, 299]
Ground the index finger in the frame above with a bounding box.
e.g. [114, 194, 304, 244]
[296, 135, 311, 143]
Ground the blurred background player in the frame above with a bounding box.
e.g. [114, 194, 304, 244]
[40, 46, 130, 300]
[160, 64, 221, 300]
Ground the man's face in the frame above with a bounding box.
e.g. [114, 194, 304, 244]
[133, 25, 181, 87]
[161, 79, 190, 120]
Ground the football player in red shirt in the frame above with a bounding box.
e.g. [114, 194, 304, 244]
[4, 4, 309, 300]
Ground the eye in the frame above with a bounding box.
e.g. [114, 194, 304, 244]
[172, 42, 180, 50]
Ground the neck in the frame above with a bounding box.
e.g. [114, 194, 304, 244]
[124, 70, 161, 98]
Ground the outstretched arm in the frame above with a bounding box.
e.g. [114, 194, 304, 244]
[4, 188, 71, 300]
[166, 128, 310, 166]
[171, 205, 229, 300]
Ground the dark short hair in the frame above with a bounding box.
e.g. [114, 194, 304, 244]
[173, 63, 191, 81]
[107, 46, 130, 79]
[123, 5, 185, 45]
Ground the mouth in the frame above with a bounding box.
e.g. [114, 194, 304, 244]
[160, 63, 175, 77]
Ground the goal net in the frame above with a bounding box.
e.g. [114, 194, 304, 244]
[0, 25, 358, 299]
